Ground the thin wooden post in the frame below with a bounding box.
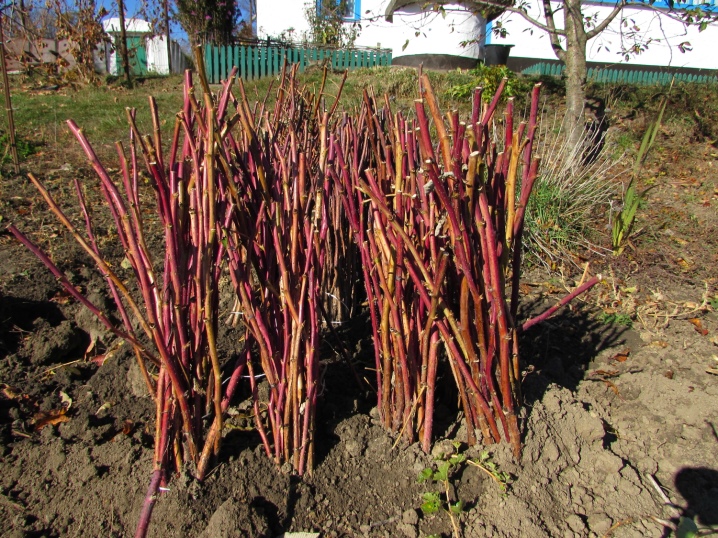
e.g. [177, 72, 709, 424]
[117, 0, 133, 88]
[0, 10, 20, 173]
[164, 0, 172, 74]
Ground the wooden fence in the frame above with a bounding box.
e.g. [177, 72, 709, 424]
[521, 62, 718, 84]
[203, 43, 392, 84]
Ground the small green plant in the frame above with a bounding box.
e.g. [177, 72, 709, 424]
[418, 442, 467, 538]
[523, 111, 622, 267]
[598, 311, 633, 328]
[612, 87, 670, 254]
[0, 132, 36, 164]
[446, 64, 530, 101]
[466, 450, 513, 495]
[418, 445, 512, 538]
[675, 516, 698, 538]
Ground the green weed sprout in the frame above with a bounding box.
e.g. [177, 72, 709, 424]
[598, 311, 633, 328]
[418, 442, 467, 538]
[612, 82, 671, 254]
[418, 444, 513, 538]
[467, 450, 513, 495]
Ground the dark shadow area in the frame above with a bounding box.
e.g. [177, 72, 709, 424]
[214, 353, 265, 466]
[318, 306, 473, 450]
[517, 294, 632, 406]
[0, 292, 65, 359]
[675, 467, 718, 526]
[250, 496, 281, 536]
[584, 96, 609, 165]
[280, 475, 302, 531]
[600, 418, 619, 450]
[24, 530, 60, 538]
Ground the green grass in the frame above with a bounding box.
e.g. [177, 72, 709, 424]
[5, 76, 186, 162]
[0, 132, 37, 164]
[598, 312, 633, 328]
[4, 68, 488, 164]
[522, 178, 609, 266]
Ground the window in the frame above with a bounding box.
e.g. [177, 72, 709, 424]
[317, 0, 361, 22]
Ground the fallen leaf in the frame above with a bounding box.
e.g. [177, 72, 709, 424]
[89, 354, 107, 366]
[1, 384, 24, 401]
[650, 340, 669, 348]
[96, 402, 112, 415]
[519, 283, 533, 295]
[675, 258, 692, 271]
[602, 379, 621, 396]
[84, 336, 97, 356]
[59, 391, 72, 410]
[611, 349, 630, 362]
[592, 369, 619, 378]
[122, 420, 134, 435]
[621, 286, 638, 294]
[50, 289, 72, 305]
[664, 370, 674, 379]
[688, 318, 709, 336]
[33, 408, 69, 431]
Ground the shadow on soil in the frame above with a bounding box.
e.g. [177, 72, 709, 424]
[0, 292, 65, 358]
[674, 466, 718, 527]
[517, 295, 634, 405]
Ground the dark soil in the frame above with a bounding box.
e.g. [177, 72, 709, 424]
[1, 80, 717, 538]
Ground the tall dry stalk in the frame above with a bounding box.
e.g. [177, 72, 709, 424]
[222, 64, 347, 474]
[331, 77, 546, 456]
[9, 68, 250, 537]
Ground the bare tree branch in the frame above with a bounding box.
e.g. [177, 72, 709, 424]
[586, 0, 628, 39]
[541, 0, 567, 60]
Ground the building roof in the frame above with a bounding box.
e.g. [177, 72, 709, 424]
[384, 0, 509, 23]
[102, 18, 152, 34]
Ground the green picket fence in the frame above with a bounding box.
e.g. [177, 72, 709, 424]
[203, 44, 393, 83]
[521, 62, 718, 85]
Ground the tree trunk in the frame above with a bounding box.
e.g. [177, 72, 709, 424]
[563, 0, 588, 147]
[117, 0, 133, 88]
[564, 40, 587, 147]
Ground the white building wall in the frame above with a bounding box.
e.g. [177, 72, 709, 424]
[256, 0, 485, 60]
[147, 35, 169, 74]
[101, 17, 189, 76]
[489, 0, 718, 69]
[357, 2, 484, 59]
[256, 0, 312, 40]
